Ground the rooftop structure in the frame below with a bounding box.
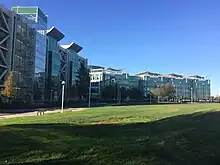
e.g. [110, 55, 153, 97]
[47, 26, 64, 41]
[136, 71, 206, 80]
[61, 42, 83, 53]
[89, 65, 105, 70]
[136, 71, 161, 77]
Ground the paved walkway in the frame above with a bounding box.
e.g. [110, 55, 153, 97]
[0, 108, 87, 119]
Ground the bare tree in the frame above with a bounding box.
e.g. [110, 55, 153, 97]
[150, 83, 175, 99]
[161, 83, 175, 99]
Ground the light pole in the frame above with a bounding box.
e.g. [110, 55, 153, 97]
[203, 84, 205, 101]
[50, 89, 53, 104]
[61, 81, 65, 113]
[176, 87, 178, 103]
[148, 88, 151, 104]
[88, 80, 91, 107]
[191, 87, 193, 103]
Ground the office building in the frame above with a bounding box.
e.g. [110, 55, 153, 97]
[12, 6, 48, 101]
[1, 5, 88, 104]
[61, 43, 87, 100]
[137, 71, 211, 100]
[89, 66, 121, 99]
[0, 5, 36, 102]
[45, 27, 64, 103]
[89, 65, 211, 101]
[46, 27, 87, 102]
[89, 66, 141, 99]
[11, 6, 88, 102]
[45, 28, 88, 102]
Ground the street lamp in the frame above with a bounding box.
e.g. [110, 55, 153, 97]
[88, 79, 91, 108]
[147, 88, 151, 104]
[61, 81, 65, 113]
[203, 84, 205, 101]
[191, 87, 193, 103]
[50, 89, 53, 104]
[117, 83, 121, 104]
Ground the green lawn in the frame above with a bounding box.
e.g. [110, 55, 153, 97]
[1, 103, 220, 165]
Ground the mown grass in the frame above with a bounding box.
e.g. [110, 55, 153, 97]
[1, 103, 220, 165]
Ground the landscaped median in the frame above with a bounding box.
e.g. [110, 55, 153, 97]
[1, 103, 220, 165]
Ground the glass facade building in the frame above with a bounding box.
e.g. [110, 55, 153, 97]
[90, 67, 211, 101]
[137, 72, 211, 100]
[89, 66, 141, 99]
[61, 43, 87, 99]
[45, 27, 64, 103]
[12, 6, 48, 101]
[13, 14, 36, 102]
[0, 5, 36, 102]
[1, 5, 88, 104]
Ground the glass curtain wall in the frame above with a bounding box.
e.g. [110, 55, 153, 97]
[12, 7, 48, 101]
[46, 36, 61, 103]
[13, 15, 36, 102]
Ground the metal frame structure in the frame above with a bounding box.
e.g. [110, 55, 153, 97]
[0, 6, 13, 88]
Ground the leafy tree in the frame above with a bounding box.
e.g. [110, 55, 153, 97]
[76, 62, 90, 101]
[1, 72, 15, 102]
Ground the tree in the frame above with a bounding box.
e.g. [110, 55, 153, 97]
[150, 83, 175, 100]
[145, 91, 157, 103]
[1, 72, 15, 102]
[161, 83, 175, 99]
[150, 85, 161, 97]
[76, 62, 90, 101]
[215, 95, 220, 102]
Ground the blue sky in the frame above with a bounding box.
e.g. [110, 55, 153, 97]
[4, 0, 220, 95]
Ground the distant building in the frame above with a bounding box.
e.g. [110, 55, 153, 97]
[137, 71, 211, 100]
[89, 65, 211, 101]
[89, 66, 141, 99]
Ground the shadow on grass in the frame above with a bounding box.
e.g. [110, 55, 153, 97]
[1, 111, 220, 165]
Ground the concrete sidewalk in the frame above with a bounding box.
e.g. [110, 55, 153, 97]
[0, 108, 87, 119]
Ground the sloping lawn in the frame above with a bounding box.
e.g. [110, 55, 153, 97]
[1, 103, 220, 165]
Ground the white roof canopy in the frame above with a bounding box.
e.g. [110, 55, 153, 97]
[61, 42, 83, 53]
[47, 26, 64, 41]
